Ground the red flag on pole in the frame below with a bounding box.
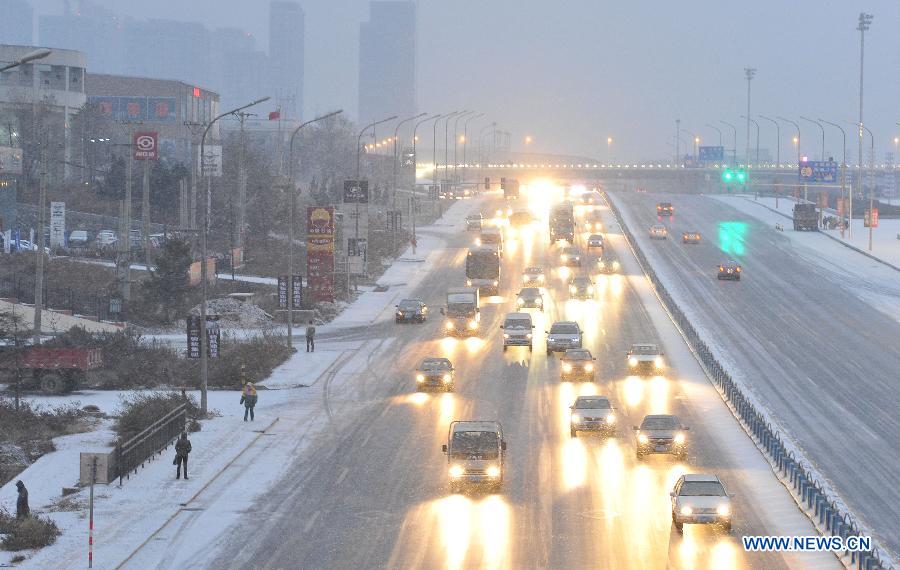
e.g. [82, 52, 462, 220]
[268, 110, 281, 121]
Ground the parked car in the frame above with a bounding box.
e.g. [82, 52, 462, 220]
[68, 230, 90, 246]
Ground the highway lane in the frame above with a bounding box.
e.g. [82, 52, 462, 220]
[613, 191, 900, 558]
[169, 193, 824, 569]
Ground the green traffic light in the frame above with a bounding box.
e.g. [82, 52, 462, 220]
[736, 170, 746, 183]
[722, 170, 734, 182]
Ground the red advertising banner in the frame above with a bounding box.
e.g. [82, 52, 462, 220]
[817, 191, 829, 209]
[837, 198, 845, 218]
[133, 131, 159, 160]
[864, 208, 879, 228]
[307, 207, 335, 302]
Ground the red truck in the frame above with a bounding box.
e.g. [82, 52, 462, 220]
[0, 347, 102, 393]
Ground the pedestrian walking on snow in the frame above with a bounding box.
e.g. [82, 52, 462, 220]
[15, 480, 29, 519]
[306, 320, 316, 352]
[174, 432, 192, 479]
[241, 382, 258, 421]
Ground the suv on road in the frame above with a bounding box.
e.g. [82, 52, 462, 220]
[682, 231, 701, 244]
[570, 395, 616, 437]
[415, 357, 455, 392]
[670, 474, 732, 533]
[649, 225, 668, 240]
[522, 266, 545, 287]
[717, 261, 742, 281]
[586, 234, 604, 250]
[560, 246, 582, 267]
[546, 321, 583, 356]
[501, 312, 535, 351]
[626, 343, 665, 375]
[596, 255, 620, 274]
[569, 276, 594, 300]
[634, 414, 689, 459]
[515, 287, 544, 311]
[466, 213, 483, 231]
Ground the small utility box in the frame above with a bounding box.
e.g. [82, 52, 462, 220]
[80, 452, 115, 485]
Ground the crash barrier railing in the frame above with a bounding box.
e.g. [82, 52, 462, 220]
[602, 191, 891, 570]
[114, 402, 187, 485]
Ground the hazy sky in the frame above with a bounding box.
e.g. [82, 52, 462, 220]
[30, 0, 900, 161]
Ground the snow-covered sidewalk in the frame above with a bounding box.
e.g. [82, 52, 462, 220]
[1, 197, 479, 568]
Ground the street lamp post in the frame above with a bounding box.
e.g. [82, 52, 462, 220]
[745, 68, 756, 165]
[198, 96, 269, 414]
[861, 124, 875, 251]
[741, 115, 760, 165]
[704, 124, 722, 147]
[357, 115, 398, 180]
[478, 122, 495, 182]
[606, 137, 613, 165]
[0, 48, 51, 73]
[758, 115, 780, 166]
[452, 111, 473, 184]
[777, 117, 803, 199]
[720, 121, 738, 167]
[857, 12, 873, 244]
[819, 118, 848, 239]
[800, 116, 825, 161]
[412, 115, 439, 254]
[392, 113, 426, 210]
[435, 111, 460, 188]
[286, 109, 343, 349]
[461, 113, 483, 182]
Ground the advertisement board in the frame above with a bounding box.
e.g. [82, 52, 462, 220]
[307, 207, 335, 303]
[307, 207, 335, 235]
[133, 132, 159, 160]
[343, 180, 369, 204]
[89, 96, 177, 123]
[198, 145, 223, 177]
[49, 202, 65, 249]
[0, 147, 23, 175]
[798, 160, 838, 183]
[698, 146, 725, 162]
[186, 315, 220, 358]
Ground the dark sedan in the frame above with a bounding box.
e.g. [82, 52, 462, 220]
[395, 299, 428, 323]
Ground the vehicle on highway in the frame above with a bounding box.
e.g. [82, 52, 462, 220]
[717, 260, 742, 281]
[441, 287, 480, 336]
[550, 203, 575, 243]
[578, 191, 600, 207]
[508, 209, 533, 227]
[560, 348, 596, 382]
[475, 227, 503, 256]
[586, 234, 604, 251]
[466, 246, 501, 295]
[395, 299, 428, 323]
[503, 178, 520, 200]
[670, 474, 732, 533]
[682, 231, 701, 244]
[656, 202, 674, 217]
[68, 230, 90, 246]
[793, 202, 818, 231]
[8, 240, 50, 254]
[626, 343, 665, 374]
[568, 276, 594, 300]
[559, 246, 582, 267]
[649, 225, 668, 240]
[634, 414, 689, 459]
[515, 287, 544, 311]
[441, 186, 471, 200]
[596, 255, 621, 274]
[582, 210, 604, 233]
[569, 395, 616, 437]
[501, 312, 535, 351]
[465, 213, 483, 231]
[414, 357, 455, 392]
[522, 266, 545, 286]
[546, 321, 583, 356]
[442, 421, 507, 492]
[96, 229, 118, 249]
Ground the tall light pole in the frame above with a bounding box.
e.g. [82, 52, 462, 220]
[431, 112, 447, 187]
[412, 115, 439, 253]
[0, 48, 51, 73]
[857, 12, 873, 234]
[861, 124, 875, 251]
[800, 116, 825, 161]
[819, 118, 848, 239]
[461, 113, 483, 182]
[436, 111, 460, 186]
[286, 109, 342, 349]
[357, 115, 397, 180]
[758, 115, 780, 166]
[478, 122, 495, 181]
[199, 96, 269, 414]
[606, 136, 613, 164]
[674, 119, 681, 163]
[778, 116, 803, 199]
[741, 115, 760, 165]
[705, 124, 722, 147]
[452, 111, 473, 183]
[720, 121, 737, 167]
[392, 112, 426, 209]
[744, 68, 756, 165]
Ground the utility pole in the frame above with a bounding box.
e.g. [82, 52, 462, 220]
[758, 115, 780, 166]
[446, 110, 467, 186]
[745, 68, 756, 165]
[141, 158, 150, 261]
[857, 12, 873, 240]
[234, 111, 253, 251]
[675, 119, 681, 164]
[819, 119, 847, 239]
[32, 132, 47, 343]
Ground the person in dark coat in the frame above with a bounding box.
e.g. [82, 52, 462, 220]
[15, 480, 29, 519]
[305, 321, 316, 352]
[174, 432, 192, 479]
[240, 382, 258, 421]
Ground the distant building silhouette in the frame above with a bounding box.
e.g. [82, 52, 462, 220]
[358, 1, 416, 125]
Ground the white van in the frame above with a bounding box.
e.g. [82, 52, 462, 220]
[500, 312, 534, 351]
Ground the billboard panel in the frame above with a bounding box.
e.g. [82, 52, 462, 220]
[133, 131, 159, 160]
[0, 147, 23, 175]
[343, 180, 369, 204]
[49, 202, 65, 249]
[88, 96, 178, 123]
[798, 160, 838, 183]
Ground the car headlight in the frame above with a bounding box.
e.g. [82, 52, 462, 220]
[397, 311, 403, 316]
[586, 287, 593, 294]
[538, 274, 545, 282]
[606, 413, 615, 423]
[416, 374, 425, 383]
[475, 238, 481, 246]
[526, 333, 533, 339]
[523, 275, 529, 282]
[468, 320, 478, 329]
[503, 333, 510, 339]
[449, 465, 464, 478]
[445, 321, 454, 330]
[562, 363, 573, 373]
[493, 280, 499, 286]
[628, 357, 638, 367]
[638, 434, 648, 444]
[680, 506, 693, 516]
[613, 261, 620, 269]
[584, 363, 593, 372]
[674, 433, 686, 444]
[654, 356, 664, 368]
[570, 286, 577, 294]
[716, 504, 730, 516]
[442, 374, 452, 383]
[486, 465, 501, 478]
[571, 413, 581, 423]
[535, 297, 542, 305]
[466, 279, 472, 286]
[517, 298, 525, 305]
[561, 255, 568, 262]
[598, 261, 606, 268]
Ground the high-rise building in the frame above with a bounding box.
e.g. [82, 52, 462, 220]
[358, 1, 416, 126]
[123, 19, 211, 87]
[0, 0, 33, 45]
[268, 1, 304, 120]
[38, 1, 127, 74]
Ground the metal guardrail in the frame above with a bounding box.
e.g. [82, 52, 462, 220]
[602, 191, 891, 570]
[114, 402, 187, 485]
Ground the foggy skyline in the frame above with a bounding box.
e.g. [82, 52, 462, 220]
[24, 0, 900, 161]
